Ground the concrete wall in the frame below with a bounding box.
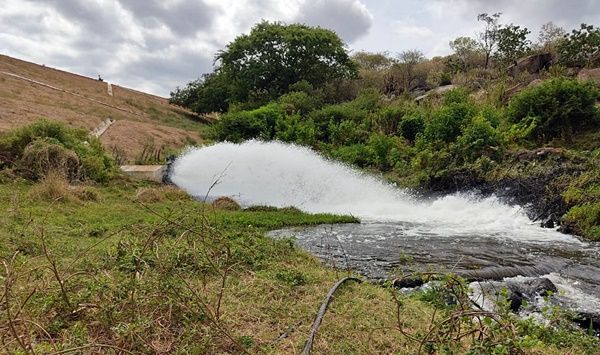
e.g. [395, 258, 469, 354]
[120, 165, 166, 183]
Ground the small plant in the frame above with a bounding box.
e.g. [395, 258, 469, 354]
[212, 196, 241, 210]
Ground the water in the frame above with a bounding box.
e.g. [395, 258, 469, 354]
[172, 141, 600, 316]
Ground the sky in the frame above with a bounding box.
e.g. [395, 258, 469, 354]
[1, 0, 598, 96]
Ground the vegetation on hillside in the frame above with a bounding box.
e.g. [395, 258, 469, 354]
[173, 17, 600, 241]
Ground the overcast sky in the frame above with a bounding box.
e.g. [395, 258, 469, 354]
[1, 0, 598, 96]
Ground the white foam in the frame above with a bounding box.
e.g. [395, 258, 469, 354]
[172, 141, 581, 244]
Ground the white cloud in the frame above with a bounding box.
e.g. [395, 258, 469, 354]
[394, 20, 434, 40]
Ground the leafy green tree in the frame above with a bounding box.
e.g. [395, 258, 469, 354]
[494, 24, 531, 67]
[217, 21, 357, 104]
[558, 24, 600, 67]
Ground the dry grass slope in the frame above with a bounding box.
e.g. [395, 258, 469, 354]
[0, 55, 207, 162]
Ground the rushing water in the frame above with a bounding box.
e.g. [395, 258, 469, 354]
[171, 141, 600, 317]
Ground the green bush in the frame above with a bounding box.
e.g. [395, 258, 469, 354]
[309, 104, 369, 142]
[424, 102, 477, 143]
[443, 87, 471, 105]
[563, 202, 600, 241]
[508, 79, 599, 142]
[329, 120, 370, 146]
[375, 107, 403, 135]
[457, 115, 501, 162]
[328, 144, 373, 168]
[347, 88, 382, 112]
[0, 120, 116, 182]
[213, 103, 284, 142]
[278, 91, 322, 116]
[274, 114, 316, 146]
[367, 133, 402, 171]
[399, 115, 425, 142]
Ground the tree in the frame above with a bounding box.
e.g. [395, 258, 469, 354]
[494, 24, 531, 67]
[448, 36, 482, 72]
[216, 21, 357, 105]
[477, 13, 501, 69]
[392, 50, 426, 93]
[537, 22, 566, 52]
[558, 24, 600, 67]
[352, 51, 394, 71]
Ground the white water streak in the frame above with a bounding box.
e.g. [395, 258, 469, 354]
[172, 141, 580, 243]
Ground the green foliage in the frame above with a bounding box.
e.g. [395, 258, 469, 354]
[398, 114, 425, 142]
[424, 102, 477, 143]
[171, 72, 231, 113]
[346, 88, 383, 112]
[557, 24, 600, 67]
[309, 104, 369, 143]
[329, 120, 370, 146]
[457, 115, 501, 162]
[0, 120, 116, 182]
[508, 79, 599, 142]
[274, 114, 316, 146]
[278, 91, 322, 116]
[564, 202, 600, 241]
[367, 133, 402, 171]
[328, 144, 373, 168]
[213, 103, 284, 142]
[494, 24, 532, 67]
[217, 21, 357, 103]
[375, 107, 403, 135]
[448, 36, 482, 72]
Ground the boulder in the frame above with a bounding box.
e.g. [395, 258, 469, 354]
[415, 84, 457, 102]
[578, 68, 600, 86]
[508, 53, 554, 76]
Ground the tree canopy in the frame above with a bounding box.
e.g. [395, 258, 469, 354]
[173, 21, 358, 113]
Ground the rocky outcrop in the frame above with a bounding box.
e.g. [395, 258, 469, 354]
[415, 84, 457, 103]
[508, 53, 554, 76]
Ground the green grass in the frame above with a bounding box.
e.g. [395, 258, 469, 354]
[0, 178, 597, 354]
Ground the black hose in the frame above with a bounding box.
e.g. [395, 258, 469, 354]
[301, 277, 362, 355]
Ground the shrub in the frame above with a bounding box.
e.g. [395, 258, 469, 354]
[457, 115, 501, 162]
[309, 104, 369, 142]
[399, 115, 425, 142]
[367, 133, 402, 171]
[563, 202, 600, 241]
[328, 144, 373, 168]
[375, 107, 403, 135]
[18, 138, 81, 181]
[134, 187, 164, 203]
[278, 91, 322, 116]
[212, 196, 241, 210]
[274, 114, 316, 146]
[508, 79, 599, 142]
[443, 88, 471, 105]
[347, 88, 382, 112]
[0, 120, 116, 182]
[213, 103, 284, 142]
[29, 171, 76, 202]
[329, 120, 370, 146]
[424, 103, 477, 143]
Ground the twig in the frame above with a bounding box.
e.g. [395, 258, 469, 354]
[301, 277, 362, 355]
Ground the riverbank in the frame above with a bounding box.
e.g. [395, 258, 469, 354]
[0, 178, 598, 353]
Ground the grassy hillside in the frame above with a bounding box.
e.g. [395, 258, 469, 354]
[0, 55, 207, 163]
